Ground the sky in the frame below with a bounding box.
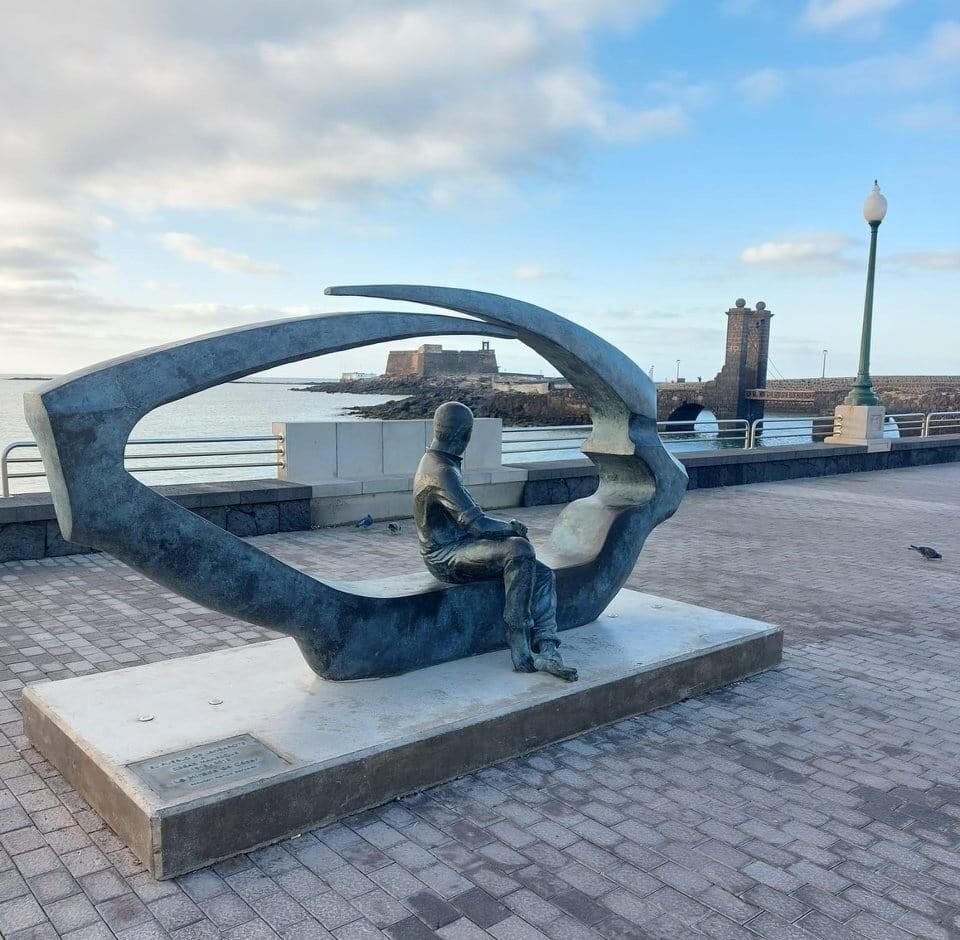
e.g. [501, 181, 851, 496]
[1, 0, 958, 382]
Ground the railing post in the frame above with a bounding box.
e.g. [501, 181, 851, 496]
[748, 419, 760, 449]
[1, 443, 18, 498]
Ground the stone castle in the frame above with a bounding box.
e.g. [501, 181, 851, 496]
[385, 342, 499, 378]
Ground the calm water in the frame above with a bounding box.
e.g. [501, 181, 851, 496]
[0, 376, 399, 494]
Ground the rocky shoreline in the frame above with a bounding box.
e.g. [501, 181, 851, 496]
[292, 377, 588, 426]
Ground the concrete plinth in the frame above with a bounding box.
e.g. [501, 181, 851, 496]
[23, 590, 782, 879]
[826, 404, 891, 450]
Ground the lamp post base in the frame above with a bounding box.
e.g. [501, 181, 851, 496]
[825, 404, 890, 449]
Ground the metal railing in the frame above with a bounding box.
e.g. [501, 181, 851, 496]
[924, 411, 960, 435]
[503, 418, 751, 458]
[885, 412, 925, 435]
[1, 435, 284, 497]
[659, 417, 749, 447]
[4, 411, 960, 494]
[746, 415, 834, 448]
[501, 425, 591, 457]
[505, 411, 960, 461]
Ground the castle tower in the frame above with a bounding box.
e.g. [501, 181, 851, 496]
[712, 299, 773, 423]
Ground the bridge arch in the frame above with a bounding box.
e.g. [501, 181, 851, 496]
[666, 401, 705, 430]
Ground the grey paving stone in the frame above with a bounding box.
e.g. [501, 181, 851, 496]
[7, 923, 62, 940]
[78, 867, 128, 903]
[0, 893, 48, 933]
[3, 467, 960, 937]
[42, 892, 100, 934]
[437, 918, 493, 940]
[404, 889, 460, 929]
[96, 893, 153, 932]
[302, 892, 362, 930]
[383, 915, 440, 939]
[148, 893, 204, 931]
[115, 921, 171, 940]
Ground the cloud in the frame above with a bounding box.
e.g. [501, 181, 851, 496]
[801, 0, 902, 31]
[809, 19, 960, 94]
[887, 250, 960, 271]
[0, 1, 679, 371]
[161, 233, 281, 276]
[0, 1, 679, 214]
[740, 233, 857, 272]
[737, 68, 784, 104]
[889, 101, 960, 132]
[512, 264, 567, 281]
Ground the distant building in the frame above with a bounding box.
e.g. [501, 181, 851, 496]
[385, 342, 499, 378]
[492, 378, 572, 395]
[341, 371, 378, 382]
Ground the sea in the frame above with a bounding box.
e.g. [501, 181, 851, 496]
[0, 374, 826, 495]
[0, 375, 402, 494]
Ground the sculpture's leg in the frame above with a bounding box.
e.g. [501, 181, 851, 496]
[430, 537, 537, 672]
[499, 538, 539, 672]
[529, 563, 578, 682]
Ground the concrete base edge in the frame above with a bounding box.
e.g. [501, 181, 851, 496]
[23, 594, 783, 879]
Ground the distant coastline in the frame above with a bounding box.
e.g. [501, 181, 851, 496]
[293, 375, 588, 426]
[3, 376, 53, 382]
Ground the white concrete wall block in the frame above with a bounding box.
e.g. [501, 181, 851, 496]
[274, 422, 337, 484]
[464, 418, 503, 469]
[336, 422, 384, 479]
[382, 420, 430, 475]
[360, 475, 415, 495]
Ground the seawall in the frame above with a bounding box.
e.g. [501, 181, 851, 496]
[2, 435, 959, 563]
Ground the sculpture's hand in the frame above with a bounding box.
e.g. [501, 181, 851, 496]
[469, 516, 520, 540]
[510, 520, 528, 538]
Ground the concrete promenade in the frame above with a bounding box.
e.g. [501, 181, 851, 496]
[0, 465, 958, 939]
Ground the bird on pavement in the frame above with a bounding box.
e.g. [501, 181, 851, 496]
[909, 545, 942, 560]
[355, 514, 374, 528]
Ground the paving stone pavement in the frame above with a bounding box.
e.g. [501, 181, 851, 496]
[1, 463, 959, 939]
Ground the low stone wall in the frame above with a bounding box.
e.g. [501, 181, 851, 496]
[4, 436, 960, 563]
[0, 481, 312, 564]
[518, 435, 960, 505]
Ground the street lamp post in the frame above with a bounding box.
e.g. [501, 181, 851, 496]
[821, 348, 828, 378]
[844, 181, 887, 406]
[675, 359, 680, 382]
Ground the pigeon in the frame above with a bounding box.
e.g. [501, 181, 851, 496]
[387, 522, 402, 536]
[909, 545, 942, 560]
[355, 514, 374, 528]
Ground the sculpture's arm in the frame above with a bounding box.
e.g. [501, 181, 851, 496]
[467, 515, 522, 540]
[434, 467, 522, 541]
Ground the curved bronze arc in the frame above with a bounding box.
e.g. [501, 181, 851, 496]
[25, 311, 515, 679]
[326, 286, 688, 625]
[25, 290, 686, 680]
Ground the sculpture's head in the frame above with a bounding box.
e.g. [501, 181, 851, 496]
[431, 401, 473, 458]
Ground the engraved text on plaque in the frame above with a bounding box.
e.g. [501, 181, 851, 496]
[128, 734, 290, 799]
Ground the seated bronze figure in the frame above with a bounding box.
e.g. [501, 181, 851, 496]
[415, 402, 578, 681]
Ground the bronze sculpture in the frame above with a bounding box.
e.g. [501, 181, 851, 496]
[415, 402, 578, 681]
[26, 285, 688, 680]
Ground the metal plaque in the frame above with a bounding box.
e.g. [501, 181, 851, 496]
[127, 734, 290, 800]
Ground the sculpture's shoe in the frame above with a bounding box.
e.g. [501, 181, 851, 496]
[533, 654, 579, 682]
